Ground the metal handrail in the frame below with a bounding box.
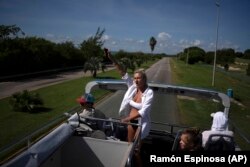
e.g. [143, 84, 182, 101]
[0, 106, 81, 162]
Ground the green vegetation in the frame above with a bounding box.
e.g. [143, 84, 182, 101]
[0, 37, 84, 76]
[9, 90, 44, 112]
[81, 27, 106, 78]
[170, 58, 250, 150]
[178, 47, 250, 78]
[0, 25, 107, 77]
[0, 25, 25, 40]
[0, 25, 164, 79]
[0, 74, 113, 149]
[0, 58, 157, 160]
[114, 50, 160, 73]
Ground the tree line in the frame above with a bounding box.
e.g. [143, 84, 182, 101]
[0, 25, 162, 112]
[177, 46, 250, 75]
[0, 25, 163, 78]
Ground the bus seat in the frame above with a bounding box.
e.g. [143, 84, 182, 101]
[204, 134, 235, 151]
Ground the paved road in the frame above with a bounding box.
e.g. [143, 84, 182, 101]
[96, 57, 180, 128]
[146, 58, 180, 126]
[0, 58, 179, 125]
[0, 67, 114, 99]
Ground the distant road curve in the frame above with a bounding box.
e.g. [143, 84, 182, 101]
[0, 67, 114, 99]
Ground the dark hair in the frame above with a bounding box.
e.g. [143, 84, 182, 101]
[181, 127, 202, 151]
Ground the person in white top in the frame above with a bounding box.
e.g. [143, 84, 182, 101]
[105, 48, 154, 167]
[210, 111, 228, 131]
[202, 111, 234, 148]
[104, 48, 154, 142]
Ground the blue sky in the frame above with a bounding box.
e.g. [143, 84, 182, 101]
[1, 0, 250, 54]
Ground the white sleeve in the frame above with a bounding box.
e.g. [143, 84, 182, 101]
[138, 89, 154, 118]
[122, 73, 133, 87]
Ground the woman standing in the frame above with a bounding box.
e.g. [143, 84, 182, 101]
[104, 48, 154, 142]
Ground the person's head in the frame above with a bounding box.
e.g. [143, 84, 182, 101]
[211, 111, 228, 131]
[179, 128, 202, 151]
[133, 69, 147, 89]
[76, 93, 95, 108]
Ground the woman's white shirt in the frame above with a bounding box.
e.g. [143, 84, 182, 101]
[119, 73, 154, 139]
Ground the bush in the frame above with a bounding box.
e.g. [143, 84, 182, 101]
[9, 90, 44, 112]
[247, 63, 250, 76]
[224, 64, 229, 71]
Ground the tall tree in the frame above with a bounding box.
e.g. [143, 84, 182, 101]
[149, 36, 157, 53]
[0, 25, 25, 40]
[80, 27, 105, 77]
[83, 57, 102, 78]
[244, 49, 250, 59]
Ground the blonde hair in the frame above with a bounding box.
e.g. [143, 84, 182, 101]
[134, 68, 147, 83]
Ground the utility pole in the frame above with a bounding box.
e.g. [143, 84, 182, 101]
[186, 48, 189, 65]
[212, 1, 220, 86]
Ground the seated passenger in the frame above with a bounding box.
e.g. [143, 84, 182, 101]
[179, 127, 203, 151]
[77, 93, 106, 130]
[202, 111, 234, 149]
[211, 111, 228, 131]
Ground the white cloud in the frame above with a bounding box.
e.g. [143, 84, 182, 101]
[208, 40, 240, 51]
[86, 34, 92, 38]
[209, 42, 215, 49]
[46, 33, 55, 38]
[102, 34, 111, 40]
[137, 40, 145, 43]
[179, 39, 188, 44]
[157, 32, 171, 41]
[125, 38, 134, 42]
[45, 33, 73, 43]
[179, 39, 202, 48]
[192, 39, 201, 46]
[179, 39, 190, 48]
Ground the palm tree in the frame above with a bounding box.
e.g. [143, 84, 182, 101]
[149, 36, 157, 53]
[120, 57, 135, 72]
[83, 57, 102, 78]
[80, 27, 106, 78]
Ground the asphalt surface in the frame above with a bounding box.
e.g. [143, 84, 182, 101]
[0, 67, 114, 99]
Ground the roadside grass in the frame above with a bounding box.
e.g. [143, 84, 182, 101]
[0, 60, 156, 151]
[177, 98, 222, 129]
[0, 77, 86, 148]
[171, 58, 250, 150]
[0, 71, 120, 162]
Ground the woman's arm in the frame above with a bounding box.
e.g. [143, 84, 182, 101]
[104, 48, 126, 76]
[121, 112, 140, 123]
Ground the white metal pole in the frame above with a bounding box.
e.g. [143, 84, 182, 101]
[212, 2, 220, 86]
[186, 48, 189, 65]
